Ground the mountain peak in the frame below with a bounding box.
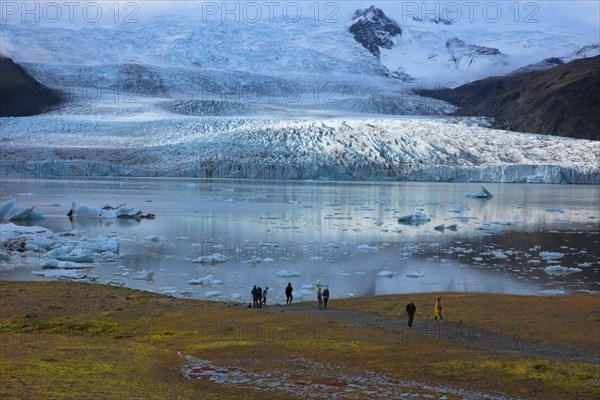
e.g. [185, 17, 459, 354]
[349, 6, 402, 58]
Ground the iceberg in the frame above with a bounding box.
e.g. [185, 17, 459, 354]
[464, 186, 493, 199]
[68, 201, 152, 219]
[397, 213, 431, 225]
[0, 199, 45, 221]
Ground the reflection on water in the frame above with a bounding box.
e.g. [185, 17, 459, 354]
[1, 179, 599, 301]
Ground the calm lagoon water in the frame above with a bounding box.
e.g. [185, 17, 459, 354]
[1, 179, 599, 302]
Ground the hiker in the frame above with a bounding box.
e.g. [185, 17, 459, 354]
[317, 287, 323, 310]
[322, 286, 330, 308]
[257, 286, 263, 308]
[434, 297, 443, 321]
[251, 285, 259, 308]
[406, 301, 416, 328]
[285, 283, 293, 304]
[262, 287, 269, 305]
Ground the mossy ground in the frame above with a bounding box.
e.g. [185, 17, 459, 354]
[1, 282, 598, 399]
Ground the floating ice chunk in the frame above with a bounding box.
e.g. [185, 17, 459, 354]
[357, 244, 379, 252]
[0, 199, 19, 220]
[374, 219, 384, 226]
[275, 269, 301, 277]
[41, 259, 89, 269]
[545, 207, 564, 213]
[544, 266, 582, 275]
[577, 262, 593, 268]
[132, 271, 155, 281]
[377, 271, 394, 277]
[539, 252, 564, 259]
[204, 291, 222, 297]
[302, 283, 315, 289]
[68, 201, 147, 219]
[464, 186, 493, 199]
[397, 213, 431, 225]
[476, 224, 502, 233]
[144, 235, 165, 242]
[406, 272, 424, 278]
[9, 207, 45, 221]
[434, 224, 446, 231]
[188, 274, 223, 285]
[191, 253, 227, 264]
[493, 251, 508, 259]
[527, 259, 541, 264]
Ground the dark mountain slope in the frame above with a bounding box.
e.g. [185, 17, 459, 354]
[0, 55, 63, 117]
[418, 55, 600, 140]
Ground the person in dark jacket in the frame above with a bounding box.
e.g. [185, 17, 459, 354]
[322, 286, 330, 308]
[251, 285, 259, 308]
[257, 286, 263, 308]
[406, 301, 416, 328]
[262, 287, 269, 305]
[285, 283, 293, 304]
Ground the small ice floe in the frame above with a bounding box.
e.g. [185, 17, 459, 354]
[32, 269, 84, 279]
[476, 224, 502, 233]
[397, 213, 431, 225]
[143, 235, 165, 242]
[302, 283, 315, 289]
[275, 269, 301, 278]
[41, 259, 89, 269]
[132, 271, 155, 281]
[191, 253, 227, 264]
[454, 216, 477, 222]
[0, 199, 45, 222]
[464, 186, 493, 199]
[204, 291, 222, 297]
[47, 246, 96, 263]
[188, 274, 223, 285]
[356, 244, 379, 252]
[545, 207, 564, 213]
[377, 271, 394, 278]
[374, 219, 384, 226]
[493, 251, 508, 259]
[544, 266, 582, 275]
[552, 218, 570, 224]
[406, 271, 424, 278]
[434, 224, 458, 232]
[577, 262, 593, 268]
[67, 201, 155, 220]
[539, 252, 564, 260]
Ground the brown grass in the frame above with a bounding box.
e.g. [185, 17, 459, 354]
[1, 281, 599, 399]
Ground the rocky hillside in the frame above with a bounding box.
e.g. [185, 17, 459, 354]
[418, 56, 600, 140]
[0, 55, 63, 117]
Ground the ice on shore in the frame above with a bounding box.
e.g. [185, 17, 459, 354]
[0, 199, 45, 222]
[544, 266, 582, 275]
[42, 259, 90, 269]
[132, 271, 155, 281]
[464, 186, 493, 199]
[32, 269, 84, 279]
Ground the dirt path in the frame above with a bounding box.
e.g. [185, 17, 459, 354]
[263, 303, 600, 363]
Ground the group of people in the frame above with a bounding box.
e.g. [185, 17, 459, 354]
[251, 283, 331, 309]
[404, 297, 443, 328]
[250, 285, 268, 308]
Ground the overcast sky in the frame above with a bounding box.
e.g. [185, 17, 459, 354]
[1, 1, 598, 32]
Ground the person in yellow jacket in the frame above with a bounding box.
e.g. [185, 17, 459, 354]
[434, 297, 443, 321]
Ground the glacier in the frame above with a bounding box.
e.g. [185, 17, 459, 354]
[0, 14, 599, 184]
